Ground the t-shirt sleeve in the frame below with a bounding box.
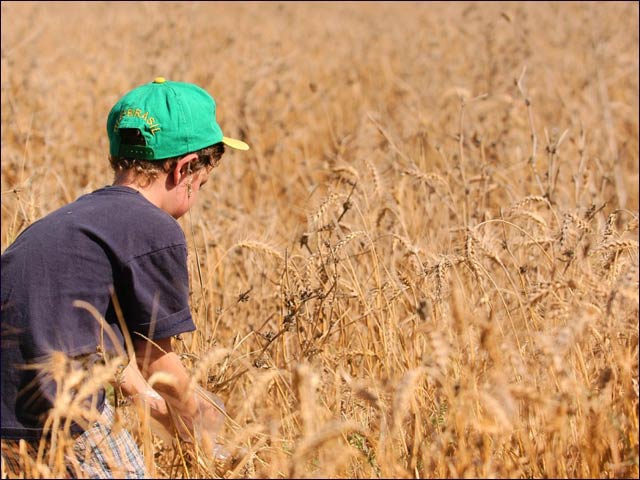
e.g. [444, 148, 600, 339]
[116, 244, 196, 341]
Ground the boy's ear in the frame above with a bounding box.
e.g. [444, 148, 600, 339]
[172, 154, 198, 186]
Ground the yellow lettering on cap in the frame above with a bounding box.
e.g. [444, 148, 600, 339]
[113, 108, 160, 133]
[113, 111, 124, 131]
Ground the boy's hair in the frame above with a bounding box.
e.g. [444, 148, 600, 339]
[109, 128, 225, 186]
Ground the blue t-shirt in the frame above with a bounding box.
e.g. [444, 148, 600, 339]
[1, 185, 196, 440]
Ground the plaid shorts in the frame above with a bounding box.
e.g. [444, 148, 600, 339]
[1, 402, 147, 479]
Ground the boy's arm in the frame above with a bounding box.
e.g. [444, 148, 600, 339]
[114, 360, 165, 406]
[112, 355, 172, 431]
[132, 337, 199, 419]
[127, 336, 227, 456]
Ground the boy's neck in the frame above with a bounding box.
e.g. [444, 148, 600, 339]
[113, 171, 168, 213]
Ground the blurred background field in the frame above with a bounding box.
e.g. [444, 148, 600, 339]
[1, 2, 638, 478]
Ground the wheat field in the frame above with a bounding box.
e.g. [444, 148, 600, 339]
[1, 1, 638, 478]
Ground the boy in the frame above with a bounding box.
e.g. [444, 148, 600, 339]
[0, 77, 249, 478]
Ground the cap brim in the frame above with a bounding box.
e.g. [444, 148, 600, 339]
[222, 136, 250, 151]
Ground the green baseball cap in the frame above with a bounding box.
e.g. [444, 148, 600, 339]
[107, 77, 249, 160]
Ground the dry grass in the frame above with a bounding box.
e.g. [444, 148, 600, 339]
[1, 1, 638, 478]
